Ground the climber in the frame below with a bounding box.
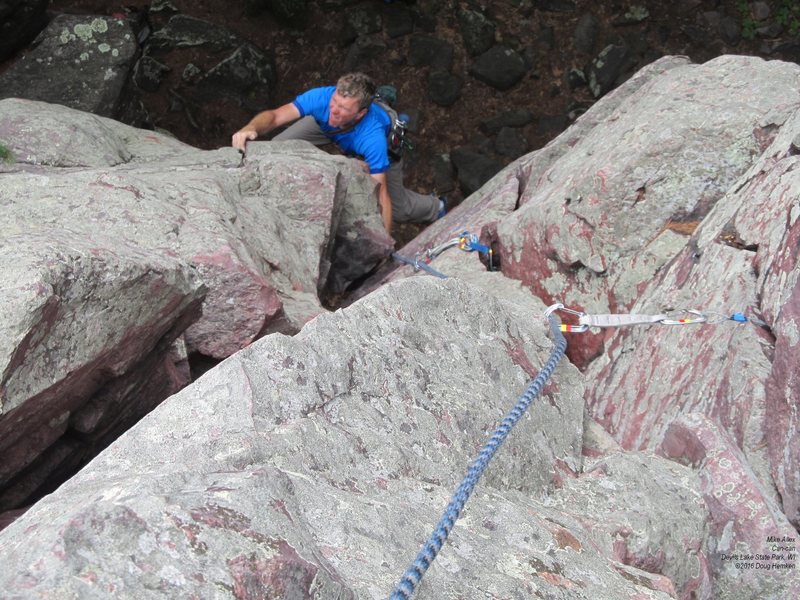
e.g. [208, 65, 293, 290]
[231, 72, 445, 235]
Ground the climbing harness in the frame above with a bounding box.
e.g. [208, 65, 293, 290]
[391, 231, 494, 277]
[546, 303, 768, 333]
[390, 305, 567, 599]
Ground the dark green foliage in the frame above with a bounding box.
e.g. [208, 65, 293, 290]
[776, 0, 800, 36]
[0, 142, 13, 163]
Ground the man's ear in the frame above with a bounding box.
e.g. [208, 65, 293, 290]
[356, 107, 368, 120]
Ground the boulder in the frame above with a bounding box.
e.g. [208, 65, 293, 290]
[0, 229, 205, 511]
[470, 45, 528, 91]
[495, 56, 800, 366]
[587, 44, 633, 97]
[495, 126, 529, 158]
[479, 109, 535, 135]
[408, 34, 454, 71]
[457, 8, 496, 56]
[0, 99, 391, 510]
[0, 14, 142, 123]
[450, 147, 505, 196]
[427, 70, 463, 107]
[0, 276, 689, 598]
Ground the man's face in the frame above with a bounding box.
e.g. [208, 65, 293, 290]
[328, 91, 365, 128]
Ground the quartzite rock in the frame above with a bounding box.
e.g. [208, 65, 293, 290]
[661, 414, 800, 600]
[0, 276, 685, 599]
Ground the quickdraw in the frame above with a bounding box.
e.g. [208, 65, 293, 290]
[414, 231, 494, 271]
[547, 303, 767, 333]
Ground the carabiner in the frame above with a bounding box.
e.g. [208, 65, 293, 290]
[543, 303, 590, 332]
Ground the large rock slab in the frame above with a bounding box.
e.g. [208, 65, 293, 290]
[0, 277, 688, 599]
[0, 99, 391, 512]
[691, 110, 800, 529]
[0, 100, 390, 357]
[0, 229, 205, 510]
[585, 105, 800, 526]
[0, 97, 200, 170]
[495, 55, 800, 367]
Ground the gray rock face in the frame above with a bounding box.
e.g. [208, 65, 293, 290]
[2, 54, 800, 599]
[0, 277, 690, 599]
[0, 229, 205, 511]
[0, 97, 390, 511]
[350, 54, 800, 599]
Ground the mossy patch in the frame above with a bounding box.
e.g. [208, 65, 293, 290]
[0, 142, 13, 163]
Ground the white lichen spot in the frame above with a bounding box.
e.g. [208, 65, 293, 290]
[73, 23, 94, 42]
[103, 68, 116, 81]
[60, 28, 76, 44]
[745, 499, 761, 519]
[98, 43, 111, 53]
[718, 457, 732, 470]
[80, 52, 89, 61]
[91, 18, 109, 34]
[112, 49, 119, 57]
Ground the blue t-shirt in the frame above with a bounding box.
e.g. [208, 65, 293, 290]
[293, 86, 391, 175]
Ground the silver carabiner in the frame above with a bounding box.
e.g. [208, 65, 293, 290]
[543, 303, 590, 332]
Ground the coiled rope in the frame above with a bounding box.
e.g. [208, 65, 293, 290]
[390, 309, 567, 599]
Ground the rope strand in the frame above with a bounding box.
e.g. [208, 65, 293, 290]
[390, 314, 567, 599]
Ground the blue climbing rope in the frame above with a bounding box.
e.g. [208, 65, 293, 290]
[390, 310, 567, 599]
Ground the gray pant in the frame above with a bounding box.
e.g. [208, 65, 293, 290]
[273, 116, 439, 223]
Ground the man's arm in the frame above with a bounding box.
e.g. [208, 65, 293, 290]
[232, 103, 301, 151]
[370, 172, 393, 234]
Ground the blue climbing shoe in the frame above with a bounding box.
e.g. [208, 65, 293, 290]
[437, 196, 447, 220]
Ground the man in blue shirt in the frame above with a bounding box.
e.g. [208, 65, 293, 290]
[232, 73, 442, 235]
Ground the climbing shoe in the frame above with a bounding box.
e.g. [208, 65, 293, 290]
[436, 196, 447, 220]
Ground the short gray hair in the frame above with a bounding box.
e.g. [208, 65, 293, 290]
[336, 72, 376, 110]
